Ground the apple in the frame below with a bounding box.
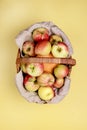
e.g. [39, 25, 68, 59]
[25, 82, 39, 92]
[54, 64, 69, 78]
[22, 41, 35, 56]
[54, 78, 64, 88]
[38, 86, 54, 101]
[23, 74, 36, 85]
[23, 74, 31, 85]
[24, 75, 39, 92]
[37, 72, 55, 86]
[32, 27, 49, 42]
[35, 40, 51, 56]
[26, 63, 44, 77]
[37, 53, 57, 73]
[50, 34, 63, 44]
[51, 42, 69, 58]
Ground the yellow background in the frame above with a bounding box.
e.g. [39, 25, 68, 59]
[0, 0, 87, 130]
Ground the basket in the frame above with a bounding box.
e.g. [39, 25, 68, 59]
[15, 21, 76, 104]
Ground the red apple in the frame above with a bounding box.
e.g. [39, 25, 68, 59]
[35, 40, 51, 56]
[24, 75, 39, 92]
[50, 34, 63, 44]
[22, 41, 35, 56]
[37, 72, 55, 86]
[38, 86, 54, 101]
[26, 63, 44, 77]
[54, 78, 64, 88]
[32, 27, 49, 42]
[54, 64, 69, 78]
[51, 42, 69, 58]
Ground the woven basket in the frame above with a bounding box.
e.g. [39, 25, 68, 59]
[15, 21, 76, 104]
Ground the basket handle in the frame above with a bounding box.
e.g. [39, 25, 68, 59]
[16, 57, 76, 65]
[16, 49, 76, 72]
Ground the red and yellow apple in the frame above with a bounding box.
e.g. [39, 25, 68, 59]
[54, 64, 69, 78]
[22, 41, 35, 56]
[23, 75, 39, 92]
[26, 63, 44, 77]
[38, 86, 54, 101]
[54, 78, 64, 88]
[37, 72, 55, 86]
[51, 42, 69, 58]
[35, 40, 51, 56]
[32, 27, 49, 42]
[50, 34, 63, 44]
[23, 74, 31, 85]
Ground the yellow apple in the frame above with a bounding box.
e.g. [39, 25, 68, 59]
[38, 86, 54, 101]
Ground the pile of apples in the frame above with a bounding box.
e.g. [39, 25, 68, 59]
[21, 27, 69, 101]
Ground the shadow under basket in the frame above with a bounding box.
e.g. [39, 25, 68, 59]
[16, 49, 76, 104]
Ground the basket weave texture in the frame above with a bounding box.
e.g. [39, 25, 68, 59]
[15, 21, 76, 104]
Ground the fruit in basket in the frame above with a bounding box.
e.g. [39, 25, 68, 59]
[23, 74, 30, 85]
[37, 54, 57, 73]
[54, 78, 64, 88]
[43, 63, 57, 73]
[37, 72, 55, 86]
[32, 27, 49, 42]
[54, 65, 69, 78]
[26, 63, 44, 77]
[50, 34, 63, 44]
[24, 75, 39, 92]
[51, 42, 69, 58]
[22, 41, 35, 56]
[35, 40, 51, 56]
[15, 21, 76, 104]
[38, 86, 54, 101]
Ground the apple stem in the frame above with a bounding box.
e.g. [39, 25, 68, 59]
[27, 47, 31, 51]
[30, 66, 34, 72]
[57, 47, 62, 52]
[52, 39, 57, 44]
